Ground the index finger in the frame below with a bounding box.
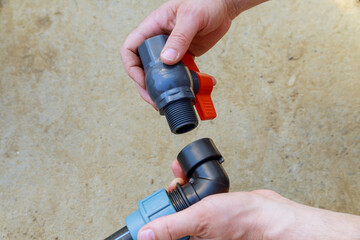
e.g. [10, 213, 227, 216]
[171, 159, 187, 179]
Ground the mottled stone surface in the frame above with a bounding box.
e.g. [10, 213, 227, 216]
[0, 0, 359, 239]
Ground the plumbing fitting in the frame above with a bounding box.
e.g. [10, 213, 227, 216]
[138, 35, 217, 134]
[105, 138, 229, 240]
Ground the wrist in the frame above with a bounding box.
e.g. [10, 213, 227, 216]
[310, 208, 360, 239]
[267, 203, 360, 240]
[223, 0, 240, 20]
[224, 0, 269, 20]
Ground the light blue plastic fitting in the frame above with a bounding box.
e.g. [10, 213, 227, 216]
[125, 189, 188, 240]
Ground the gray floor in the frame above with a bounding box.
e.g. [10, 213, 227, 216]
[1, 0, 359, 239]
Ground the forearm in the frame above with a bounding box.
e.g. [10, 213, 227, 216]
[225, 0, 269, 20]
[308, 207, 360, 240]
[268, 203, 360, 240]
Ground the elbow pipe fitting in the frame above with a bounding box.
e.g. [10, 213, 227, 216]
[168, 138, 230, 210]
[138, 35, 217, 134]
[105, 138, 229, 240]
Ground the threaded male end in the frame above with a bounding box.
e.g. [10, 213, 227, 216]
[163, 99, 198, 134]
[167, 185, 190, 212]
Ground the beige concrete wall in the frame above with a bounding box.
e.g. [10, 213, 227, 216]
[0, 0, 359, 239]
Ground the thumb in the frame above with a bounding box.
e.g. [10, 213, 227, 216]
[161, 14, 200, 65]
[137, 206, 204, 240]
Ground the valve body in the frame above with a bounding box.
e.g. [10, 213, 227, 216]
[138, 35, 217, 134]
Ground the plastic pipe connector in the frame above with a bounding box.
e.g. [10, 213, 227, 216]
[138, 35, 217, 134]
[104, 138, 229, 240]
[168, 138, 230, 209]
[125, 189, 186, 240]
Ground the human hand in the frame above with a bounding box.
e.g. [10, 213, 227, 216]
[137, 160, 360, 240]
[121, 0, 236, 107]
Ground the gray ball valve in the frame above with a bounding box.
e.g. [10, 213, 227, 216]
[138, 35, 217, 134]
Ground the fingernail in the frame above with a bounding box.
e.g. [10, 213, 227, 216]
[162, 48, 178, 61]
[139, 229, 155, 240]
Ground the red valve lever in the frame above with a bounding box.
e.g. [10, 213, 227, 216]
[182, 53, 217, 120]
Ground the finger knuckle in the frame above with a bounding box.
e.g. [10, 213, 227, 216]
[163, 221, 180, 240]
[170, 31, 190, 47]
[252, 189, 279, 197]
[191, 199, 215, 235]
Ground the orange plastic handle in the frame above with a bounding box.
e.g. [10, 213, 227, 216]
[182, 53, 217, 120]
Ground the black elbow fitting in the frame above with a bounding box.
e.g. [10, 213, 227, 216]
[104, 138, 229, 240]
[168, 138, 230, 210]
[138, 35, 217, 134]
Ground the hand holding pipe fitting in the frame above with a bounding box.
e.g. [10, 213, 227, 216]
[105, 138, 229, 240]
[168, 138, 229, 209]
[138, 35, 217, 134]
